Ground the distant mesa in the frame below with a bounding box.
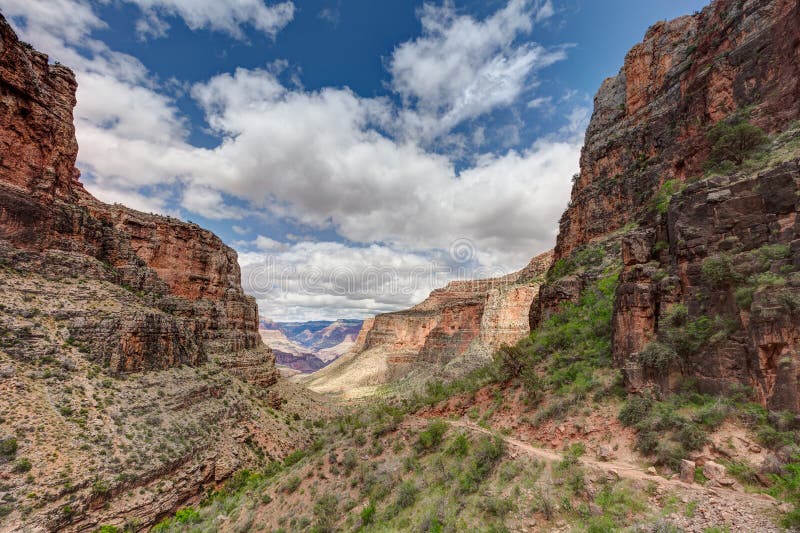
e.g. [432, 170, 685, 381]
[259, 317, 363, 374]
[300, 251, 553, 397]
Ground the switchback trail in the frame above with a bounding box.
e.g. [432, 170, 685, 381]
[441, 418, 785, 533]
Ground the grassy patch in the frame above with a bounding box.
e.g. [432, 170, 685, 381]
[495, 266, 621, 418]
[619, 391, 731, 470]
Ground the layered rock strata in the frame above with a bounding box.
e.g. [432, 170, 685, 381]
[537, 0, 800, 410]
[0, 15, 300, 532]
[0, 13, 270, 378]
[303, 251, 552, 395]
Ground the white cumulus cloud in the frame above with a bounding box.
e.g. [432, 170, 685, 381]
[124, 0, 295, 39]
[1, 0, 586, 321]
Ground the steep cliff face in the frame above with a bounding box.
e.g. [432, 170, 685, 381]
[0, 20, 80, 199]
[303, 251, 552, 396]
[0, 16, 310, 532]
[542, 0, 800, 411]
[0, 14, 266, 375]
[556, 0, 799, 260]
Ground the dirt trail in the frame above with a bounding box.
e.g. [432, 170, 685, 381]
[445, 418, 785, 533]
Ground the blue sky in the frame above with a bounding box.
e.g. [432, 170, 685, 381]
[2, 0, 708, 321]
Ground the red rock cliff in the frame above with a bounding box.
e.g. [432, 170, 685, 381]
[304, 251, 552, 395]
[543, 0, 800, 410]
[0, 14, 272, 378]
[556, 0, 799, 260]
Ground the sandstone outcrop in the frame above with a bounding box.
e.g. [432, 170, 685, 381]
[0, 15, 304, 532]
[538, 0, 800, 410]
[302, 251, 552, 395]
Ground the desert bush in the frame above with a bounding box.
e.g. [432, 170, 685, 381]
[735, 285, 755, 309]
[360, 502, 376, 526]
[396, 481, 418, 509]
[312, 493, 338, 532]
[706, 119, 767, 170]
[769, 461, 800, 528]
[12, 458, 31, 473]
[638, 341, 679, 372]
[659, 305, 714, 359]
[92, 479, 111, 497]
[618, 395, 653, 427]
[701, 254, 739, 288]
[0, 437, 17, 457]
[446, 433, 469, 458]
[459, 436, 505, 493]
[652, 179, 684, 214]
[479, 494, 515, 517]
[282, 475, 301, 493]
[414, 420, 448, 453]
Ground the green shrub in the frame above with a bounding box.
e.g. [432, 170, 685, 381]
[95, 526, 120, 533]
[751, 271, 786, 288]
[92, 479, 110, 497]
[396, 481, 418, 509]
[585, 515, 618, 533]
[546, 245, 605, 281]
[446, 433, 469, 457]
[652, 179, 684, 214]
[659, 305, 715, 359]
[780, 292, 800, 314]
[414, 419, 448, 453]
[706, 119, 767, 169]
[282, 475, 301, 493]
[751, 243, 791, 262]
[12, 458, 31, 473]
[619, 395, 653, 427]
[638, 341, 678, 372]
[174, 507, 201, 524]
[734, 285, 755, 309]
[675, 422, 706, 451]
[283, 449, 307, 467]
[360, 502, 375, 525]
[0, 437, 17, 457]
[722, 460, 758, 485]
[769, 461, 800, 528]
[701, 254, 739, 288]
[312, 493, 338, 531]
[479, 495, 515, 517]
[459, 436, 505, 493]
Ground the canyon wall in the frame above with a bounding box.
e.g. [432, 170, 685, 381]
[303, 251, 552, 396]
[0, 14, 268, 376]
[539, 0, 800, 410]
[0, 15, 310, 532]
[555, 0, 799, 261]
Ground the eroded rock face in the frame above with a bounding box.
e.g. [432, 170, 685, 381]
[319, 251, 553, 388]
[0, 20, 80, 199]
[0, 15, 296, 532]
[542, 0, 800, 410]
[0, 14, 268, 376]
[556, 0, 800, 260]
[615, 159, 800, 409]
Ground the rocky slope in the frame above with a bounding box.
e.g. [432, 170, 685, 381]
[0, 15, 322, 532]
[302, 251, 552, 396]
[538, 0, 800, 410]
